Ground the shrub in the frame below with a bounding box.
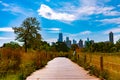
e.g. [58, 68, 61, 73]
[100, 70, 109, 80]
[89, 65, 100, 77]
[0, 48, 21, 76]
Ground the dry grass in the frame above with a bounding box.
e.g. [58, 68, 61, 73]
[77, 52, 120, 80]
[0, 48, 59, 80]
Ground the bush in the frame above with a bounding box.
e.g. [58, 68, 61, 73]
[100, 70, 109, 80]
[89, 65, 109, 80]
[0, 48, 21, 77]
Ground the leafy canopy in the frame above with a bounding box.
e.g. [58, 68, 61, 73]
[13, 17, 41, 52]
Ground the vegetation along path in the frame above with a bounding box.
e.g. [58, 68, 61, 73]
[26, 57, 99, 80]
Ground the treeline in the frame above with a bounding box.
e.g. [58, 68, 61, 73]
[83, 40, 120, 53]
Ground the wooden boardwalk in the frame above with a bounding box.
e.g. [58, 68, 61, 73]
[26, 57, 99, 80]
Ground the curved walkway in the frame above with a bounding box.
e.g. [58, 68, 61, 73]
[26, 57, 99, 80]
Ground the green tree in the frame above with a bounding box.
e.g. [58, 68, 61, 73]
[51, 42, 69, 52]
[90, 42, 115, 53]
[40, 41, 50, 51]
[3, 41, 21, 49]
[13, 17, 41, 52]
[116, 39, 120, 51]
[71, 44, 79, 51]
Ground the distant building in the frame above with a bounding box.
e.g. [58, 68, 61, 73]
[90, 40, 94, 44]
[51, 42, 55, 45]
[65, 37, 71, 48]
[58, 33, 63, 42]
[73, 39, 77, 44]
[84, 38, 89, 47]
[78, 39, 83, 48]
[109, 32, 114, 43]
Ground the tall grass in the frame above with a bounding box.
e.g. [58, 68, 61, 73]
[70, 50, 120, 80]
[0, 48, 60, 80]
[1, 47, 120, 80]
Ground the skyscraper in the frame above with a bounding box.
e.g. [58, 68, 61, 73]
[65, 37, 71, 48]
[78, 39, 83, 48]
[73, 39, 77, 44]
[109, 32, 114, 43]
[58, 33, 63, 42]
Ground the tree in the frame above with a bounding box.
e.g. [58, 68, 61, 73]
[51, 42, 69, 52]
[39, 41, 50, 51]
[71, 44, 79, 51]
[116, 39, 120, 51]
[3, 41, 21, 49]
[89, 42, 115, 53]
[13, 17, 41, 52]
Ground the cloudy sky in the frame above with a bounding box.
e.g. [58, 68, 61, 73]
[0, 0, 120, 46]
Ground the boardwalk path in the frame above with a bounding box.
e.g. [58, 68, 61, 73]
[26, 57, 99, 80]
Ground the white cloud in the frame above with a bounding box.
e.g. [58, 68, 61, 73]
[96, 7, 120, 16]
[1, 1, 34, 16]
[80, 31, 92, 35]
[76, 6, 120, 17]
[97, 17, 120, 24]
[44, 28, 61, 31]
[0, 1, 9, 7]
[103, 26, 120, 34]
[2, 5, 27, 15]
[38, 1, 120, 22]
[0, 37, 15, 46]
[0, 27, 14, 32]
[43, 28, 61, 33]
[37, 4, 76, 22]
[64, 31, 92, 38]
[117, 4, 120, 7]
[80, 0, 97, 7]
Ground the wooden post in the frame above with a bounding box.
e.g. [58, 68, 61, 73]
[78, 55, 79, 59]
[84, 55, 86, 63]
[100, 56, 103, 71]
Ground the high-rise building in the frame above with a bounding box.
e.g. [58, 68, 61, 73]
[109, 32, 114, 43]
[65, 37, 71, 48]
[58, 33, 63, 42]
[78, 39, 83, 48]
[73, 39, 77, 44]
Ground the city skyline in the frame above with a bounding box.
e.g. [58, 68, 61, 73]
[0, 0, 120, 46]
[57, 31, 114, 47]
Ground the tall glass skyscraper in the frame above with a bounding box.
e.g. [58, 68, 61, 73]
[65, 37, 71, 48]
[109, 32, 114, 43]
[78, 39, 83, 48]
[58, 33, 63, 42]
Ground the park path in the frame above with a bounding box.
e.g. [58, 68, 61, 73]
[26, 57, 99, 80]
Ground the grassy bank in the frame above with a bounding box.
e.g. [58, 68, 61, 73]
[0, 48, 61, 80]
[1, 47, 120, 80]
[69, 50, 120, 80]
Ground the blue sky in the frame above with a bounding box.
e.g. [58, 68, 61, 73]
[0, 0, 120, 46]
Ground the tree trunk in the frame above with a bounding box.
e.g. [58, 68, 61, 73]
[25, 39, 27, 52]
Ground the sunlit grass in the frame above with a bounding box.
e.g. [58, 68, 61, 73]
[77, 52, 120, 80]
[0, 48, 60, 80]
